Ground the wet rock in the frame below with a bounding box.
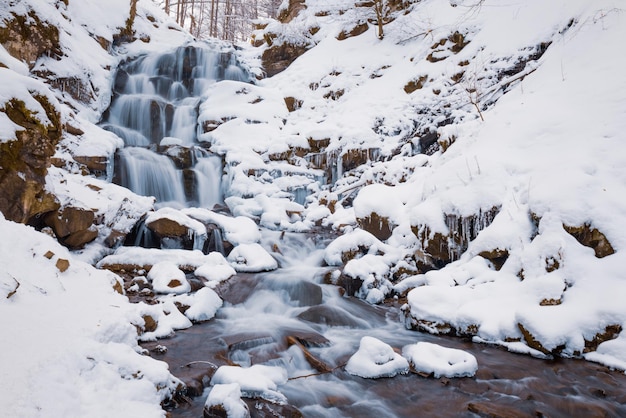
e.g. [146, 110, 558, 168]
[286, 336, 330, 373]
[467, 401, 529, 418]
[214, 274, 258, 304]
[146, 216, 195, 249]
[563, 223, 615, 258]
[242, 399, 302, 418]
[413, 207, 499, 269]
[222, 332, 275, 352]
[105, 229, 127, 248]
[263, 278, 322, 306]
[297, 305, 365, 328]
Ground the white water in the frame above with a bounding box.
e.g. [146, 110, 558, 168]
[101, 44, 248, 209]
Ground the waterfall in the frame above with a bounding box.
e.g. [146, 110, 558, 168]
[194, 155, 223, 209]
[117, 147, 186, 206]
[101, 43, 250, 208]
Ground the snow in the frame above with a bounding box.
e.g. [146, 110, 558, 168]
[204, 383, 250, 418]
[227, 243, 279, 272]
[345, 336, 409, 379]
[171, 287, 223, 322]
[211, 364, 288, 404]
[2, 0, 626, 415]
[0, 214, 181, 417]
[147, 262, 191, 294]
[194, 252, 237, 287]
[402, 342, 477, 378]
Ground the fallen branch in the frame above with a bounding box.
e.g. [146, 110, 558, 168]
[6, 276, 20, 299]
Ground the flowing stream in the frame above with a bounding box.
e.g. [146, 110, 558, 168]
[100, 44, 626, 417]
[145, 230, 626, 417]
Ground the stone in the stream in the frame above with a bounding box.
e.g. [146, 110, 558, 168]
[297, 305, 368, 328]
[263, 278, 322, 307]
[204, 383, 250, 418]
[345, 336, 409, 379]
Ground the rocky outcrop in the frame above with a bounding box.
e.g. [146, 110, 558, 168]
[357, 212, 394, 241]
[412, 207, 499, 269]
[0, 96, 62, 224]
[0, 10, 62, 69]
[146, 217, 196, 249]
[262, 42, 309, 77]
[277, 0, 306, 24]
[44, 207, 98, 249]
[564, 223, 615, 258]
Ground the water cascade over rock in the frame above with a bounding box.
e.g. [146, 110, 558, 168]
[101, 44, 249, 209]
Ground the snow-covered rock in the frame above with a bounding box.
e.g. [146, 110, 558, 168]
[345, 336, 409, 379]
[402, 342, 477, 378]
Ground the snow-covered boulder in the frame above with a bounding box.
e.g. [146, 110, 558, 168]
[204, 383, 250, 418]
[345, 336, 409, 379]
[211, 364, 288, 404]
[402, 342, 477, 378]
[227, 243, 278, 272]
[148, 261, 191, 294]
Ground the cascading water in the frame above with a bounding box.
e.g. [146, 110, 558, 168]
[143, 230, 626, 417]
[101, 43, 248, 208]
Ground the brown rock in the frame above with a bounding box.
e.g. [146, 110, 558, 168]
[262, 43, 309, 77]
[277, 0, 306, 23]
[563, 223, 615, 258]
[337, 22, 369, 40]
[146, 217, 188, 238]
[478, 248, 509, 271]
[0, 10, 62, 69]
[357, 212, 394, 241]
[142, 315, 158, 333]
[0, 95, 61, 224]
[62, 227, 98, 249]
[74, 155, 108, 177]
[55, 258, 70, 272]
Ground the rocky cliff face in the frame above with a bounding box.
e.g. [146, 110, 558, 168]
[0, 95, 61, 224]
[0, 0, 190, 248]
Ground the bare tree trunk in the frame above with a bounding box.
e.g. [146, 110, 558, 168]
[374, 0, 385, 40]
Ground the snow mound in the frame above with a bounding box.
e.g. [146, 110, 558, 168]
[0, 214, 181, 416]
[204, 383, 250, 418]
[194, 252, 237, 287]
[211, 364, 288, 404]
[227, 243, 278, 272]
[170, 287, 223, 322]
[402, 342, 477, 378]
[345, 336, 409, 379]
[147, 261, 191, 294]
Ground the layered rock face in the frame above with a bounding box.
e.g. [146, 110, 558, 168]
[0, 96, 61, 224]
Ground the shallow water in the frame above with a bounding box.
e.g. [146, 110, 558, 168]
[144, 231, 626, 417]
